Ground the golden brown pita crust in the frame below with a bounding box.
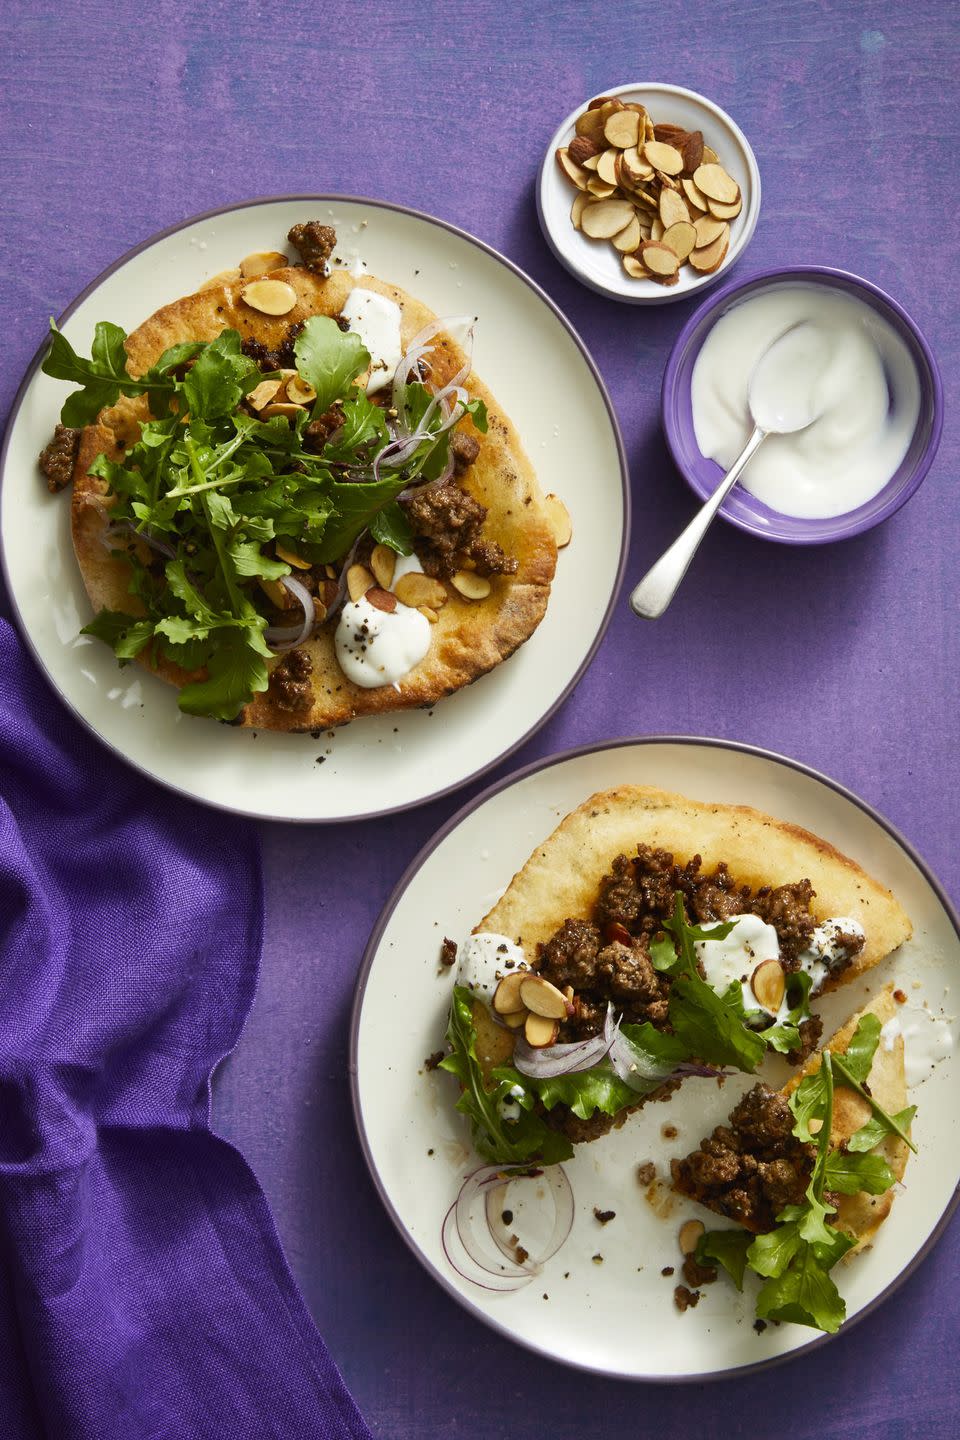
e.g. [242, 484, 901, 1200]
[477, 785, 911, 988]
[784, 985, 911, 1252]
[70, 267, 556, 730]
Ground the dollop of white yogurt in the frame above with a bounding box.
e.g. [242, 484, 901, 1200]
[456, 933, 528, 1002]
[340, 287, 403, 395]
[695, 914, 781, 1012]
[691, 285, 921, 519]
[498, 1084, 526, 1123]
[334, 595, 430, 688]
[879, 1004, 957, 1088]
[796, 917, 865, 992]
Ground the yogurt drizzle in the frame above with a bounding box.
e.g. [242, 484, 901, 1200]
[334, 551, 432, 690]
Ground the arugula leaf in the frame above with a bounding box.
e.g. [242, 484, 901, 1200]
[182, 330, 261, 421]
[498, 1063, 636, 1121]
[227, 540, 290, 580]
[176, 629, 270, 722]
[81, 609, 154, 661]
[294, 316, 370, 414]
[755, 1242, 847, 1334]
[847, 1105, 916, 1153]
[837, 1013, 882, 1083]
[439, 988, 572, 1166]
[669, 974, 767, 1072]
[311, 474, 411, 563]
[822, 1150, 896, 1195]
[369, 500, 414, 555]
[322, 389, 389, 460]
[758, 971, 813, 1055]
[695, 1230, 751, 1289]
[746, 1219, 803, 1278]
[42, 320, 136, 426]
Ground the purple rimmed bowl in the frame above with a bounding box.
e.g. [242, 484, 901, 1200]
[660, 265, 943, 544]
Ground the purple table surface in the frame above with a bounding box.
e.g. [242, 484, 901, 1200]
[3, 2, 959, 1436]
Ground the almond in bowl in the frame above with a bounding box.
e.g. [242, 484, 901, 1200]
[538, 83, 760, 305]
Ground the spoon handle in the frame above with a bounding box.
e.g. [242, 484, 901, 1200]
[629, 426, 767, 620]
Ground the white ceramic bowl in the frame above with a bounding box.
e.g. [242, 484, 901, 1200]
[537, 82, 761, 306]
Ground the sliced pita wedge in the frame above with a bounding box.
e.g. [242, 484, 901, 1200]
[70, 264, 556, 730]
[479, 785, 911, 988]
[673, 987, 911, 1252]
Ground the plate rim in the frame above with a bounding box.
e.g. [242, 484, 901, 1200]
[349, 732, 960, 1381]
[0, 193, 630, 824]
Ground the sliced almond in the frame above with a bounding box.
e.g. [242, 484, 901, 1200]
[366, 586, 397, 614]
[604, 108, 640, 149]
[574, 108, 606, 144]
[450, 570, 491, 601]
[247, 378, 283, 412]
[519, 974, 569, 1020]
[241, 278, 298, 316]
[418, 605, 439, 624]
[650, 216, 665, 243]
[275, 542, 311, 570]
[643, 140, 684, 176]
[259, 577, 293, 609]
[346, 564, 375, 602]
[556, 147, 590, 190]
[694, 215, 726, 247]
[693, 163, 740, 205]
[612, 214, 642, 254]
[570, 192, 590, 230]
[679, 1219, 705, 1255]
[313, 596, 328, 623]
[622, 255, 649, 279]
[657, 170, 681, 193]
[707, 196, 743, 220]
[658, 221, 695, 263]
[493, 971, 528, 1015]
[632, 185, 659, 210]
[524, 1013, 559, 1049]
[582, 154, 601, 171]
[568, 134, 600, 166]
[598, 99, 624, 123]
[621, 146, 654, 182]
[659, 188, 690, 229]
[808, 1117, 824, 1135]
[503, 1010, 528, 1030]
[285, 375, 317, 406]
[688, 229, 729, 274]
[653, 122, 688, 145]
[369, 543, 397, 590]
[394, 572, 448, 609]
[751, 959, 786, 1014]
[639, 242, 680, 277]
[580, 198, 636, 239]
[681, 177, 709, 212]
[544, 493, 572, 547]
[682, 130, 704, 174]
[596, 148, 620, 186]
[239, 250, 288, 279]
[260, 401, 307, 420]
[702, 143, 719, 164]
[585, 178, 616, 199]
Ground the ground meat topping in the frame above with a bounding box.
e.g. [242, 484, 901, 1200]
[287, 221, 337, 273]
[302, 404, 345, 453]
[269, 648, 313, 713]
[450, 428, 480, 472]
[671, 1083, 815, 1233]
[401, 476, 518, 580]
[39, 424, 80, 492]
[241, 320, 305, 374]
[440, 937, 458, 967]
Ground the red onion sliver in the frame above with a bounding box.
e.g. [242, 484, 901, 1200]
[512, 1029, 614, 1080]
[265, 573, 314, 652]
[443, 1163, 574, 1292]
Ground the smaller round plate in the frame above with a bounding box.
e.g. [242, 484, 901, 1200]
[352, 738, 960, 1380]
[0, 196, 627, 822]
[537, 83, 760, 306]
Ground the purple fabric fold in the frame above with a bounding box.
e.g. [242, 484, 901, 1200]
[0, 620, 371, 1440]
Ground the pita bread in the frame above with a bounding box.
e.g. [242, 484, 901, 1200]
[70, 266, 557, 730]
[477, 785, 911, 989]
[784, 986, 911, 1252]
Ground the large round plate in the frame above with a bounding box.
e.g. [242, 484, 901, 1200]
[0, 197, 627, 822]
[351, 738, 960, 1379]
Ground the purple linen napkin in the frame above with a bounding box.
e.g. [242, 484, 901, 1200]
[0, 620, 371, 1440]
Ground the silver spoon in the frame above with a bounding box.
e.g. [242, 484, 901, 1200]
[630, 322, 829, 620]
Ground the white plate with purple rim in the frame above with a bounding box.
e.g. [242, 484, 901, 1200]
[0, 196, 627, 822]
[350, 737, 960, 1379]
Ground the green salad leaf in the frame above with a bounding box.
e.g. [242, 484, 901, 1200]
[46, 309, 482, 720]
[438, 987, 572, 1166]
[698, 1015, 914, 1334]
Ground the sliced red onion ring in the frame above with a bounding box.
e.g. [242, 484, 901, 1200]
[264, 573, 314, 652]
[441, 1163, 574, 1292]
[391, 315, 473, 433]
[512, 1029, 614, 1079]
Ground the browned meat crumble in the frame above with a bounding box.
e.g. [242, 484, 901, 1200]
[269, 648, 313, 712]
[39, 424, 80, 492]
[287, 221, 337, 273]
[671, 1083, 816, 1234]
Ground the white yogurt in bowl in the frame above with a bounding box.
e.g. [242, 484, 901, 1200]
[690, 285, 922, 519]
